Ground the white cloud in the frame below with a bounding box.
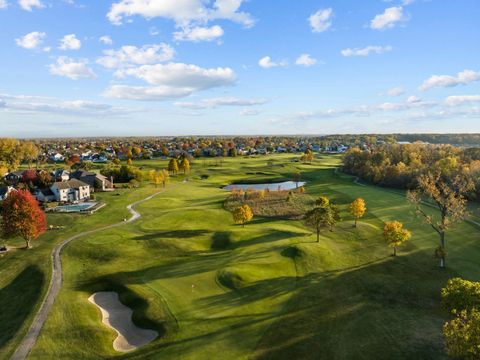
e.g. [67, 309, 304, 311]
[420, 70, 480, 91]
[107, 0, 254, 28]
[174, 97, 267, 109]
[240, 108, 259, 116]
[18, 0, 44, 11]
[406, 95, 422, 103]
[97, 44, 175, 69]
[104, 62, 236, 101]
[0, 93, 137, 116]
[445, 95, 480, 106]
[309, 8, 332, 33]
[386, 86, 405, 96]
[15, 31, 46, 49]
[370, 6, 406, 30]
[99, 35, 113, 45]
[259, 56, 287, 69]
[118, 63, 235, 86]
[174, 25, 224, 42]
[295, 54, 317, 67]
[102, 85, 193, 101]
[59, 34, 81, 50]
[0, 0, 8, 9]
[49, 57, 97, 80]
[341, 45, 392, 57]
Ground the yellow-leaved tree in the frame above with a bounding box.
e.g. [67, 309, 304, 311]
[168, 158, 179, 174]
[383, 221, 411, 256]
[233, 205, 253, 227]
[149, 169, 169, 188]
[180, 158, 190, 174]
[349, 198, 366, 227]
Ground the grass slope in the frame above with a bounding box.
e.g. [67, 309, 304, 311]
[4, 154, 480, 359]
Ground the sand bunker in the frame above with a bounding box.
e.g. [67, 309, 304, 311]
[88, 292, 158, 352]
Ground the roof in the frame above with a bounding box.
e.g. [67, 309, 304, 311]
[70, 169, 96, 178]
[53, 179, 89, 190]
[40, 188, 55, 196]
[53, 169, 70, 177]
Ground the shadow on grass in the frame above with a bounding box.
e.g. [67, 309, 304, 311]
[134, 230, 211, 241]
[253, 251, 457, 360]
[0, 265, 44, 350]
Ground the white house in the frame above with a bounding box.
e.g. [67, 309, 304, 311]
[50, 179, 90, 203]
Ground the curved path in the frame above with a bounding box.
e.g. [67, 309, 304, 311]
[11, 190, 165, 360]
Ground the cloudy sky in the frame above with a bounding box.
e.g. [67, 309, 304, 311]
[0, 0, 479, 137]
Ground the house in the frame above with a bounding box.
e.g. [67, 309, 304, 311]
[35, 188, 56, 203]
[70, 169, 113, 191]
[52, 169, 70, 182]
[50, 153, 65, 162]
[4, 171, 24, 184]
[0, 186, 16, 201]
[51, 179, 90, 202]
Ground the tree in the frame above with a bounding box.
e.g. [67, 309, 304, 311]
[441, 278, 480, 314]
[180, 158, 190, 174]
[443, 309, 480, 359]
[0, 138, 22, 171]
[127, 158, 133, 166]
[20, 141, 39, 168]
[305, 205, 340, 242]
[407, 171, 474, 267]
[441, 278, 480, 359]
[233, 205, 253, 227]
[315, 196, 330, 208]
[1, 190, 47, 249]
[149, 169, 169, 188]
[383, 221, 411, 256]
[168, 158, 179, 174]
[349, 198, 367, 227]
[22, 169, 37, 184]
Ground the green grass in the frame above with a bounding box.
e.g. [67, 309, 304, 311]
[3, 154, 480, 359]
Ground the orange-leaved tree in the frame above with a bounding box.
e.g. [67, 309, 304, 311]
[1, 189, 47, 249]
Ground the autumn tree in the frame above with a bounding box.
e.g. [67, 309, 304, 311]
[0, 138, 22, 171]
[441, 278, 480, 314]
[1, 190, 47, 249]
[315, 196, 330, 208]
[233, 205, 253, 227]
[407, 171, 474, 268]
[441, 278, 480, 359]
[305, 204, 341, 242]
[443, 309, 480, 359]
[20, 141, 39, 168]
[149, 169, 169, 188]
[180, 158, 190, 174]
[168, 158, 179, 174]
[349, 198, 367, 227]
[383, 221, 411, 256]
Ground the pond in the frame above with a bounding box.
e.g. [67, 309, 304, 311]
[223, 181, 306, 191]
[54, 202, 97, 213]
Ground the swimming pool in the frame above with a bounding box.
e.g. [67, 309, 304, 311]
[54, 202, 97, 213]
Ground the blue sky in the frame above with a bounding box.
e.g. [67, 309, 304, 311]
[0, 0, 479, 137]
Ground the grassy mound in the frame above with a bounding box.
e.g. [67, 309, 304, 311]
[217, 269, 246, 290]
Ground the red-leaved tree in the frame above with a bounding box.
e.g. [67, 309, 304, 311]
[1, 190, 47, 249]
[22, 169, 38, 184]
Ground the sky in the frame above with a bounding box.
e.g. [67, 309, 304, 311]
[0, 0, 479, 137]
